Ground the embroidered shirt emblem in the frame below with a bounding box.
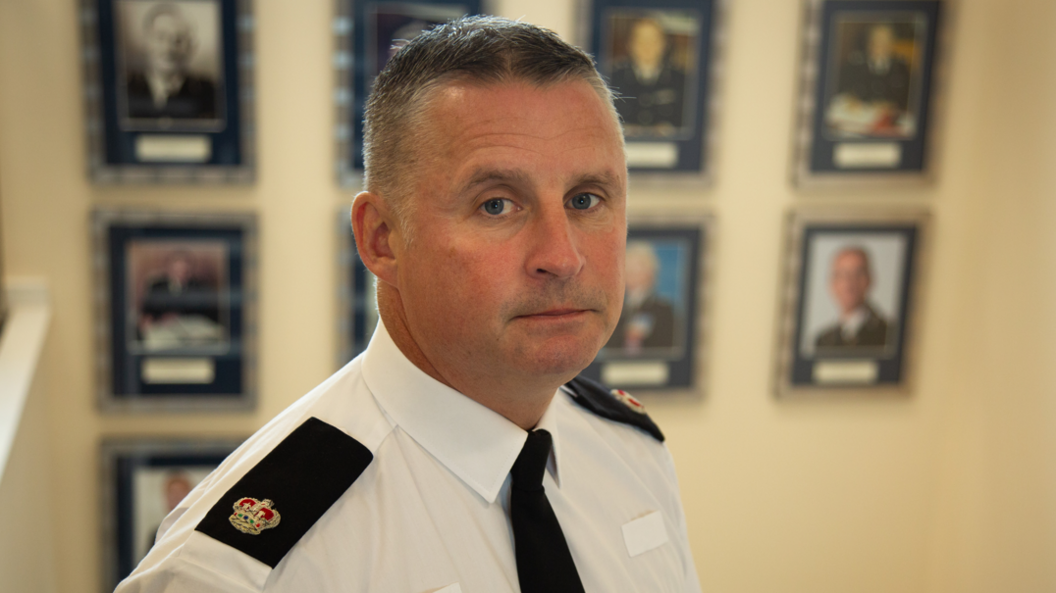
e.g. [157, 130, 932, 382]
[229, 497, 281, 535]
[611, 388, 647, 414]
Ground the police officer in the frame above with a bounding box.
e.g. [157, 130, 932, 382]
[116, 16, 700, 593]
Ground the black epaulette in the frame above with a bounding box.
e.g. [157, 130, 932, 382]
[564, 376, 664, 442]
[195, 417, 373, 568]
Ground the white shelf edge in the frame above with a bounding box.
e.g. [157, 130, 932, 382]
[0, 278, 52, 481]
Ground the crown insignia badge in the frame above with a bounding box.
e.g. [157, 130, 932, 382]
[229, 497, 281, 535]
[611, 389, 647, 414]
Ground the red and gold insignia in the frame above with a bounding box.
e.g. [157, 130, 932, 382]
[611, 388, 647, 414]
[229, 497, 281, 535]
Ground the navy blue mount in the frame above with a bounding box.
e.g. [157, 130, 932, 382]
[564, 376, 665, 443]
[195, 417, 373, 568]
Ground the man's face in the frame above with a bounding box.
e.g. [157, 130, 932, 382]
[165, 477, 192, 510]
[392, 79, 627, 383]
[146, 13, 194, 76]
[629, 21, 666, 69]
[624, 252, 656, 294]
[167, 257, 191, 284]
[829, 251, 871, 315]
[868, 26, 895, 63]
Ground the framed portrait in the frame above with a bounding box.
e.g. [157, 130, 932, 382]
[336, 208, 380, 366]
[579, 215, 711, 395]
[80, 0, 255, 182]
[334, 0, 485, 186]
[774, 210, 928, 396]
[581, 0, 721, 179]
[101, 437, 243, 590]
[793, 0, 944, 185]
[92, 209, 258, 411]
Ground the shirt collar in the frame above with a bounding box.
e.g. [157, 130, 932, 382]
[840, 305, 871, 338]
[361, 320, 562, 504]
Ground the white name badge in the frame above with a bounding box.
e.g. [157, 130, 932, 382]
[624, 142, 679, 168]
[602, 361, 670, 386]
[142, 358, 215, 384]
[136, 134, 212, 162]
[813, 360, 880, 384]
[833, 142, 901, 168]
[622, 511, 668, 558]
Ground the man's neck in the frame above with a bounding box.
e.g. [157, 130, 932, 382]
[376, 285, 560, 430]
[839, 304, 870, 338]
[632, 62, 662, 84]
[146, 70, 185, 107]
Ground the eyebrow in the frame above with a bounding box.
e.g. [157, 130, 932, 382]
[458, 169, 534, 195]
[457, 168, 625, 196]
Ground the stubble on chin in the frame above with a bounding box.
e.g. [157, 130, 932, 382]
[494, 282, 618, 375]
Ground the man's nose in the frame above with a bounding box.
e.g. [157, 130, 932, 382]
[525, 202, 584, 280]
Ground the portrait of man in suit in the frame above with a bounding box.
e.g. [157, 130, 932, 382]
[606, 240, 677, 354]
[119, 1, 223, 125]
[814, 246, 890, 350]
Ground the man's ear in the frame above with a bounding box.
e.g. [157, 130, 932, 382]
[351, 191, 401, 287]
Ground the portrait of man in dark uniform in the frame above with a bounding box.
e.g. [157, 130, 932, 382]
[838, 24, 911, 110]
[607, 16, 689, 137]
[135, 248, 224, 350]
[824, 20, 922, 139]
[120, 1, 222, 124]
[814, 246, 890, 350]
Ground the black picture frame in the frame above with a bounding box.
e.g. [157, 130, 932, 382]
[334, 0, 485, 186]
[580, 215, 711, 395]
[793, 0, 944, 185]
[335, 208, 379, 367]
[775, 210, 928, 396]
[80, 0, 256, 183]
[92, 209, 258, 411]
[101, 437, 243, 591]
[582, 0, 721, 179]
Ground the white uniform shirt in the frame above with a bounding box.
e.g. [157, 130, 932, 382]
[116, 322, 701, 593]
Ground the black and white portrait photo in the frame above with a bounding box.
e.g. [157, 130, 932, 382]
[115, 0, 224, 129]
[603, 10, 700, 139]
[82, 0, 254, 178]
[824, 17, 926, 140]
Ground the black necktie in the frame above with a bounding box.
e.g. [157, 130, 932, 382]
[510, 429, 585, 593]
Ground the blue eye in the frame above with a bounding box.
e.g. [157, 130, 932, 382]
[482, 198, 510, 215]
[569, 193, 600, 210]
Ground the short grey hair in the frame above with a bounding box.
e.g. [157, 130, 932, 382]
[363, 15, 621, 227]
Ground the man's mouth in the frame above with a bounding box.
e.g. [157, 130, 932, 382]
[517, 308, 591, 319]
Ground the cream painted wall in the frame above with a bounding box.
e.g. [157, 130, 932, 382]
[0, 335, 58, 593]
[1, 0, 1054, 592]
